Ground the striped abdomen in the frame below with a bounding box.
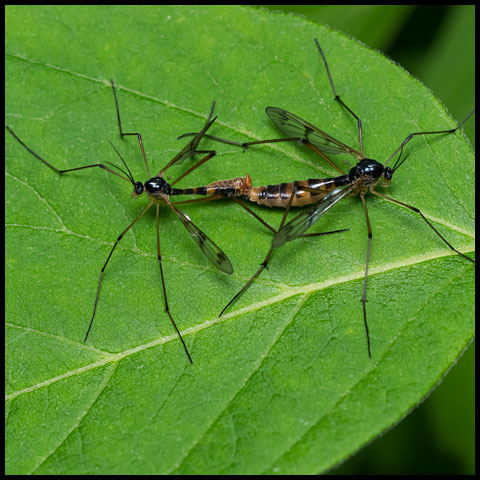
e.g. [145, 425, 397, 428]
[172, 175, 252, 197]
[248, 176, 350, 207]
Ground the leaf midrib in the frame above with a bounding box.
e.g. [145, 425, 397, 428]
[5, 241, 472, 403]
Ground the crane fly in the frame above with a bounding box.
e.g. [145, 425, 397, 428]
[181, 39, 475, 358]
[6, 79, 237, 364]
[7, 79, 349, 363]
[172, 168, 349, 312]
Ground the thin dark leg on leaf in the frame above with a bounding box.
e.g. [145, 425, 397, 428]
[155, 203, 193, 363]
[219, 183, 299, 317]
[84, 200, 154, 343]
[231, 198, 347, 237]
[302, 140, 346, 175]
[301, 228, 348, 238]
[177, 131, 303, 151]
[173, 194, 347, 238]
[360, 193, 372, 359]
[177, 132, 249, 147]
[384, 109, 476, 167]
[314, 38, 364, 154]
[111, 78, 151, 177]
[173, 195, 278, 234]
[231, 197, 277, 234]
[171, 151, 216, 186]
[173, 195, 224, 206]
[6, 126, 134, 184]
[240, 137, 304, 148]
[371, 190, 475, 263]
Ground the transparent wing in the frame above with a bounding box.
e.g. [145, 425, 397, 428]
[266, 107, 363, 159]
[272, 184, 355, 247]
[157, 102, 217, 177]
[165, 197, 233, 274]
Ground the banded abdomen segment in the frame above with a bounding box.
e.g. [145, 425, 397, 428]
[248, 176, 350, 207]
[171, 175, 252, 197]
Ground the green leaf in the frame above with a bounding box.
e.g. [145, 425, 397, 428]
[6, 5, 474, 475]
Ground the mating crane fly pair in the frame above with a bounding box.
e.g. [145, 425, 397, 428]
[7, 77, 344, 363]
[7, 40, 474, 362]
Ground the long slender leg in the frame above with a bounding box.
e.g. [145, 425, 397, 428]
[238, 137, 304, 149]
[372, 190, 475, 263]
[172, 195, 224, 206]
[384, 109, 475, 167]
[314, 39, 364, 154]
[302, 229, 348, 238]
[303, 140, 346, 174]
[360, 193, 372, 359]
[173, 195, 299, 234]
[171, 151, 216, 186]
[84, 200, 154, 343]
[219, 183, 298, 317]
[177, 131, 303, 150]
[6, 126, 133, 185]
[220, 245, 275, 318]
[179, 41, 370, 159]
[233, 196, 348, 238]
[111, 79, 151, 177]
[231, 197, 277, 234]
[177, 132, 248, 147]
[155, 203, 193, 363]
[173, 195, 347, 239]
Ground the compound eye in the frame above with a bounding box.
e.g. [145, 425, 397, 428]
[384, 167, 393, 181]
[135, 182, 144, 195]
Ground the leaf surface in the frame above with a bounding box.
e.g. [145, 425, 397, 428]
[5, 5, 475, 475]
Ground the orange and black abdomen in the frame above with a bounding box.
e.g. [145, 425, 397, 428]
[248, 176, 349, 207]
[172, 174, 351, 208]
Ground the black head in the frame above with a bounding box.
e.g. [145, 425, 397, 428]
[383, 147, 409, 180]
[134, 181, 144, 195]
[383, 166, 393, 181]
